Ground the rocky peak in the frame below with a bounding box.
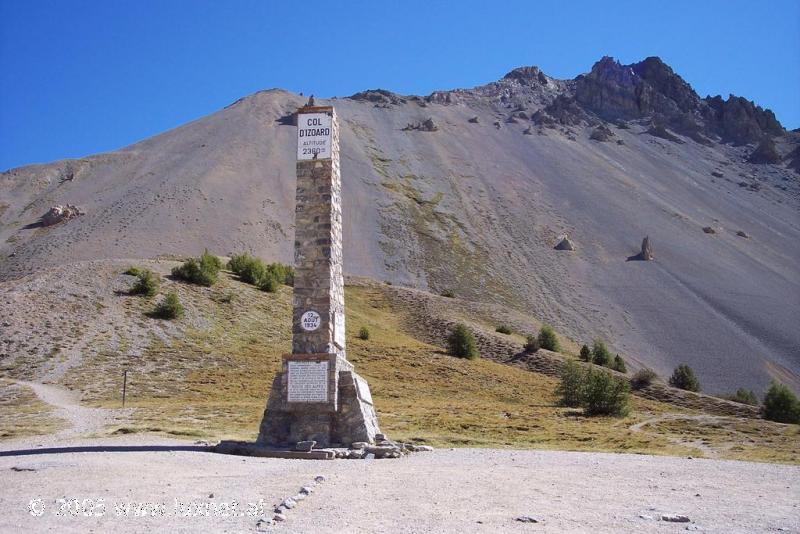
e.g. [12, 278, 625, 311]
[503, 66, 549, 86]
[575, 56, 699, 121]
[348, 89, 406, 105]
[631, 57, 700, 113]
[572, 55, 784, 145]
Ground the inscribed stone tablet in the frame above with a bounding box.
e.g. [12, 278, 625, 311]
[355, 375, 373, 405]
[287, 361, 329, 402]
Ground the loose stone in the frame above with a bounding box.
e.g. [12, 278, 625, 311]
[661, 514, 691, 523]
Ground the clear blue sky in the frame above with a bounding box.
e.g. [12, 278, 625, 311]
[1, 0, 799, 170]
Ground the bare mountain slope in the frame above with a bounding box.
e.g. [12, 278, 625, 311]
[1, 57, 798, 394]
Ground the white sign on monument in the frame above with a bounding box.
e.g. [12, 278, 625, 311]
[300, 310, 321, 331]
[287, 360, 329, 402]
[297, 112, 332, 160]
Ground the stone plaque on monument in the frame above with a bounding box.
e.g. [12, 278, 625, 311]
[287, 360, 329, 402]
[257, 100, 382, 449]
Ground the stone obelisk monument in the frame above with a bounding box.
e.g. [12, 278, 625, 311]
[257, 102, 380, 449]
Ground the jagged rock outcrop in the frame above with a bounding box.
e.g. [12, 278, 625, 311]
[647, 122, 685, 144]
[532, 95, 591, 127]
[554, 235, 575, 251]
[589, 124, 615, 142]
[574, 56, 784, 145]
[41, 205, 83, 226]
[747, 137, 781, 164]
[403, 118, 438, 132]
[785, 145, 800, 173]
[349, 89, 405, 106]
[575, 56, 698, 121]
[703, 95, 783, 145]
[503, 66, 549, 86]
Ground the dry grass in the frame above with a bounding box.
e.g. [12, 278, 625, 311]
[0, 379, 65, 439]
[50, 276, 799, 463]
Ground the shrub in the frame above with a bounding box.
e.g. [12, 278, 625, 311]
[129, 269, 160, 297]
[441, 290, 455, 298]
[265, 262, 294, 286]
[556, 360, 585, 408]
[582, 368, 630, 416]
[591, 339, 612, 367]
[496, 325, 512, 335]
[172, 250, 222, 286]
[669, 364, 701, 392]
[447, 323, 478, 359]
[123, 266, 142, 277]
[579, 344, 591, 362]
[358, 326, 370, 340]
[258, 274, 278, 293]
[537, 324, 560, 352]
[239, 257, 267, 285]
[630, 368, 658, 390]
[172, 259, 216, 287]
[151, 292, 184, 320]
[762, 382, 800, 424]
[227, 252, 252, 275]
[200, 249, 223, 271]
[228, 253, 293, 287]
[724, 388, 759, 406]
[611, 354, 627, 374]
[523, 334, 540, 353]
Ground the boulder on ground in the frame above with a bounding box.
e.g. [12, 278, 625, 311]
[41, 204, 83, 226]
[736, 230, 749, 238]
[554, 235, 575, 251]
[403, 118, 439, 132]
[590, 124, 615, 141]
[702, 226, 716, 234]
[646, 122, 685, 144]
[747, 137, 781, 164]
[421, 118, 438, 132]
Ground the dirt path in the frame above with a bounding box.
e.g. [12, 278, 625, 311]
[15, 381, 129, 440]
[630, 413, 727, 458]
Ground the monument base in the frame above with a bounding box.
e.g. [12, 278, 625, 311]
[257, 354, 381, 448]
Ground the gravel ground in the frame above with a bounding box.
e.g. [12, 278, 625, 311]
[1, 436, 797, 533]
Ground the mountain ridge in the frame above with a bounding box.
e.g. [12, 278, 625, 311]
[1, 56, 798, 395]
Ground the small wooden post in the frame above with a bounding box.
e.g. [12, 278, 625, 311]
[122, 370, 128, 408]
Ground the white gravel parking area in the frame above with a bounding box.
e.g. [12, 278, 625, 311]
[0, 437, 797, 533]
